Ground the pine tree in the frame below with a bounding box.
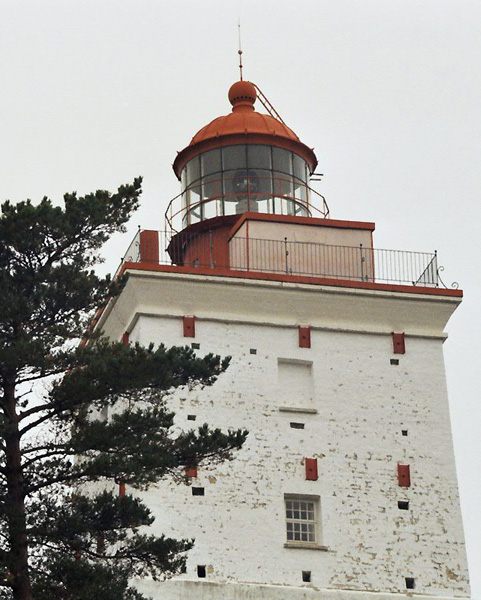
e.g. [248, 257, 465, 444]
[0, 179, 247, 600]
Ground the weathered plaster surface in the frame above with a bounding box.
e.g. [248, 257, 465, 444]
[100, 273, 469, 599]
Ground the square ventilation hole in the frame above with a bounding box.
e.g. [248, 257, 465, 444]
[401, 429, 408, 436]
[191, 343, 200, 349]
[187, 414, 196, 421]
[390, 359, 399, 365]
[197, 565, 206, 578]
[192, 487, 205, 496]
[250, 348, 257, 354]
[302, 571, 311, 583]
[405, 577, 415, 590]
[398, 501, 410, 510]
[290, 422, 305, 429]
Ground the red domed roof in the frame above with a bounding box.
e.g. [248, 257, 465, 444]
[190, 107, 302, 146]
[173, 80, 318, 178]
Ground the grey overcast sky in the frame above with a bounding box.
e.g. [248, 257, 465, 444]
[1, 0, 480, 594]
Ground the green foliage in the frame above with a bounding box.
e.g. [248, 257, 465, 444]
[0, 181, 247, 600]
[32, 556, 147, 600]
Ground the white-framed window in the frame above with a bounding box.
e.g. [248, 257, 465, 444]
[285, 494, 320, 546]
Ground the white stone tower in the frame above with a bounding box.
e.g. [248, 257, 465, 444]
[97, 79, 470, 600]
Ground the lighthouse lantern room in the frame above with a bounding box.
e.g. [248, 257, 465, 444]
[169, 80, 323, 230]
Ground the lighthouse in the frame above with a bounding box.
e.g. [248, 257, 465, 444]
[97, 78, 470, 600]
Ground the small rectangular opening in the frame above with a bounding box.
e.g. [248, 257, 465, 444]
[398, 501, 409, 510]
[187, 414, 196, 421]
[302, 571, 311, 582]
[250, 348, 257, 354]
[197, 565, 206, 578]
[405, 577, 415, 589]
[401, 429, 408, 436]
[191, 343, 200, 349]
[390, 359, 399, 365]
[290, 422, 305, 429]
[192, 487, 205, 496]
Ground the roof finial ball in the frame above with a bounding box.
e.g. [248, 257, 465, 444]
[228, 80, 257, 112]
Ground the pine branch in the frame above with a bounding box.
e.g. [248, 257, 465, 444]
[22, 450, 71, 471]
[19, 409, 60, 437]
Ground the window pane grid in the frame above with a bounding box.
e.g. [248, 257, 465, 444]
[182, 146, 310, 215]
[286, 500, 317, 543]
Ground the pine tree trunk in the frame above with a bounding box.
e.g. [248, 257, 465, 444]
[4, 378, 34, 600]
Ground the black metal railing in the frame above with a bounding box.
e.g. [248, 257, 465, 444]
[117, 230, 440, 288]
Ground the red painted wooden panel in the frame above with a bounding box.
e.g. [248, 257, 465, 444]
[185, 466, 198, 478]
[392, 332, 406, 354]
[299, 326, 311, 348]
[305, 458, 318, 481]
[183, 316, 196, 338]
[122, 332, 130, 346]
[118, 482, 126, 497]
[139, 230, 159, 263]
[181, 228, 231, 269]
[398, 464, 411, 487]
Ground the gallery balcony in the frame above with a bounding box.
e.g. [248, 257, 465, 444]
[115, 226, 453, 294]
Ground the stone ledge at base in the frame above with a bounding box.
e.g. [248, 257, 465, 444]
[133, 579, 471, 600]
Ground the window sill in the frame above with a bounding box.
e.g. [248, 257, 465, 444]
[284, 542, 328, 551]
[279, 407, 318, 414]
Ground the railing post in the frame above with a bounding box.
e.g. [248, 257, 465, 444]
[284, 237, 289, 275]
[360, 243, 365, 281]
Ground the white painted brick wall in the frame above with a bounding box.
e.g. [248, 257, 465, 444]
[121, 310, 469, 599]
